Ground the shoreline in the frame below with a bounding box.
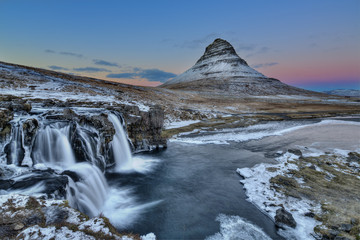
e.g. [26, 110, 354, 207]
[237, 120, 360, 240]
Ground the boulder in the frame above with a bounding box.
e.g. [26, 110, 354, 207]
[347, 152, 360, 163]
[275, 207, 297, 228]
[339, 223, 352, 232]
[288, 149, 303, 157]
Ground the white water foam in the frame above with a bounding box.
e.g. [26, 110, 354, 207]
[101, 187, 162, 229]
[66, 162, 109, 218]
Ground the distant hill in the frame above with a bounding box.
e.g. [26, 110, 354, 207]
[324, 89, 360, 97]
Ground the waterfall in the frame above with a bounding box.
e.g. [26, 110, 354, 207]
[108, 113, 133, 172]
[4, 122, 25, 165]
[74, 125, 105, 169]
[32, 123, 76, 168]
[66, 162, 109, 217]
[1, 110, 155, 224]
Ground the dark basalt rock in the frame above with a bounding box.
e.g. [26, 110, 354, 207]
[304, 211, 315, 218]
[125, 105, 167, 151]
[339, 223, 352, 232]
[347, 152, 360, 163]
[0, 108, 13, 140]
[275, 207, 297, 229]
[23, 212, 43, 226]
[0, 170, 68, 198]
[22, 118, 39, 146]
[288, 149, 303, 157]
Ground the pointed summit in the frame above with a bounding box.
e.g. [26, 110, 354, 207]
[162, 38, 265, 87]
[196, 38, 248, 66]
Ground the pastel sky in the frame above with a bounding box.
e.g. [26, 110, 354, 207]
[1, 0, 359, 91]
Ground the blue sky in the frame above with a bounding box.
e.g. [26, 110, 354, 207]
[0, 0, 359, 90]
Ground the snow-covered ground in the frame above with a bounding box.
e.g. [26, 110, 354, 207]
[235, 119, 360, 239]
[164, 119, 201, 129]
[0, 63, 150, 112]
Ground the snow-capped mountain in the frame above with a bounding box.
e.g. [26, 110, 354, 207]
[161, 38, 314, 96]
[162, 38, 266, 86]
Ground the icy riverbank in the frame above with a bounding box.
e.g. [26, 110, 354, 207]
[237, 120, 360, 239]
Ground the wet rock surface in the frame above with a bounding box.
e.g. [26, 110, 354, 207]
[0, 169, 69, 197]
[125, 105, 166, 150]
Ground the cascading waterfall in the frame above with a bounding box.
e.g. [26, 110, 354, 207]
[32, 123, 76, 168]
[66, 162, 109, 217]
[1, 111, 156, 226]
[108, 113, 133, 172]
[4, 121, 25, 165]
[75, 125, 105, 168]
[31, 121, 110, 216]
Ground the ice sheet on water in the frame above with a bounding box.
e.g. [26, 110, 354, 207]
[205, 214, 271, 240]
[171, 119, 360, 145]
[164, 120, 200, 130]
[172, 120, 314, 144]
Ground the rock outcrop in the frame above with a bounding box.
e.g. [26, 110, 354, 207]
[161, 38, 313, 96]
[275, 207, 297, 229]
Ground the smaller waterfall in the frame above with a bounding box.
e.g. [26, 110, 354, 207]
[5, 122, 25, 165]
[74, 126, 105, 169]
[66, 162, 109, 217]
[108, 114, 133, 172]
[32, 123, 76, 168]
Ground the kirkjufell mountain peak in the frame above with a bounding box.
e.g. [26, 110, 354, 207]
[162, 38, 266, 87]
[161, 38, 312, 96]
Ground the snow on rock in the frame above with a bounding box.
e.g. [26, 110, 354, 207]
[17, 225, 96, 240]
[79, 218, 111, 236]
[141, 233, 157, 240]
[0, 193, 156, 240]
[205, 214, 271, 240]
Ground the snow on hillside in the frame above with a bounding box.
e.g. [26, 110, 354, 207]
[324, 89, 360, 97]
[162, 38, 266, 86]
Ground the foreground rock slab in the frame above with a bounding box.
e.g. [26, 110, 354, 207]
[0, 194, 156, 240]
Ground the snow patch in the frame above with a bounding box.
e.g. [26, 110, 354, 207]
[205, 214, 271, 240]
[17, 225, 96, 240]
